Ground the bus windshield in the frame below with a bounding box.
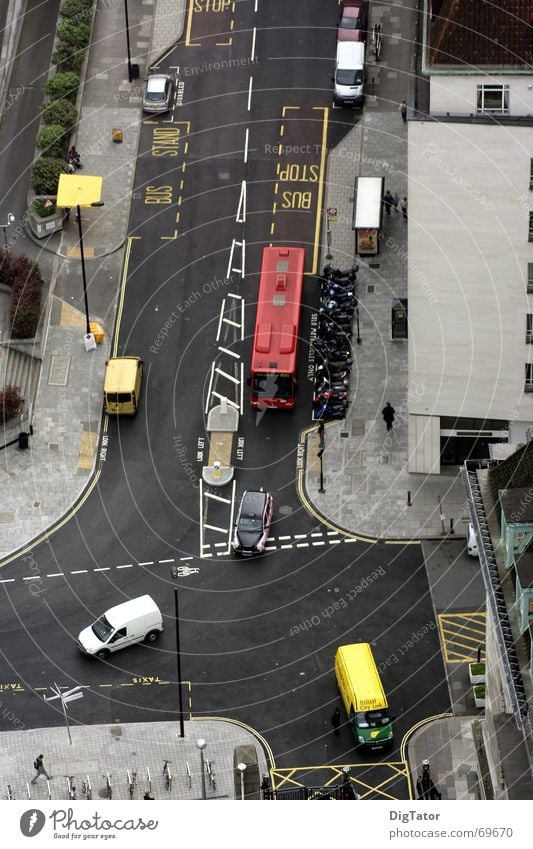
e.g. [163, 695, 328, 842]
[253, 372, 293, 401]
[356, 710, 390, 729]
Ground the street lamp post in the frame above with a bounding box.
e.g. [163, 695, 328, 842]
[237, 762, 247, 800]
[356, 301, 361, 344]
[196, 739, 207, 800]
[317, 420, 325, 494]
[170, 565, 185, 738]
[76, 202, 104, 341]
[1, 213, 15, 254]
[124, 0, 133, 83]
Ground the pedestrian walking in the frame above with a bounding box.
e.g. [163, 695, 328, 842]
[399, 100, 407, 122]
[143, 791, 154, 799]
[382, 401, 395, 431]
[63, 207, 71, 222]
[383, 190, 394, 217]
[331, 706, 341, 736]
[416, 770, 441, 800]
[393, 192, 400, 213]
[31, 754, 52, 783]
[401, 197, 408, 222]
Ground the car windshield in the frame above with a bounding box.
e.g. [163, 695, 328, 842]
[336, 69, 364, 86]
[356, 710, 390, 728]
[92, 615, 113, 642]
[340, 15, 362, 28]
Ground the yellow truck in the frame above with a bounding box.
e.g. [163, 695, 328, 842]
[103, 356, 143, 415]
[334, 642, 393, 748]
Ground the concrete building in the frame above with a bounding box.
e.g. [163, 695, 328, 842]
[408, 0, 533, 475]
[410, 0, 533, 798]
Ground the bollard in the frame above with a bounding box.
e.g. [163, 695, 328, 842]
[214, 460, 221, 480]
[407, 490, 411, 507]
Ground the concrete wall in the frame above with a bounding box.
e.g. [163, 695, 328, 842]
[407, 121, 533, 426]
[430, 74, 533, 117]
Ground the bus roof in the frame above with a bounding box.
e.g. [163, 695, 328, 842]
[336, 642, 388, 711]
[251, 246, 305, 375]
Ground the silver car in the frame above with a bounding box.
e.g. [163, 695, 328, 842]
[143, 74, 174, 113]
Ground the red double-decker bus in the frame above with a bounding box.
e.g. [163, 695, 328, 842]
[250, 246, 306, 410]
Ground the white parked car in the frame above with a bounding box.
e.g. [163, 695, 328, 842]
[467, 523, 479, 557]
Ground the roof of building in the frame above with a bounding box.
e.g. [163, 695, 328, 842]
[429, 0, 533, 69]
[489, 442, 533, 508]
[500, 488, 533, 525]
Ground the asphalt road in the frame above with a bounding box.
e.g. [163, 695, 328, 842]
[0, 1, 451, 798]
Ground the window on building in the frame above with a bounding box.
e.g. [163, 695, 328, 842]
[526, 363, 533, 392]
[528, 264, 533, 293]
[529, 212, 533, 242]
[528, 315, 533, 343]
[476, 84, 509, 114]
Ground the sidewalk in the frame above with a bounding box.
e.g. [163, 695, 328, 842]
[0, 0, 484, 801]
[0, 719, 270, 801]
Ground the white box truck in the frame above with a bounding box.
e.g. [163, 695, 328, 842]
[77, 595, 163, 659]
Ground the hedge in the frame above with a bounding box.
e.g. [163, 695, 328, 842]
[31, 157, 68, 195]
[0, 249, 14, 287]
[45, 71, 80, 102]
[36, 124, 69, 159]
[0, 385, 24, 424]
[52, 41, 86, 73]
[57, 19, 91, 47]
[60, 0, 93, 19]
[42, 98, 78, 130]
[9, 259, 43, 340]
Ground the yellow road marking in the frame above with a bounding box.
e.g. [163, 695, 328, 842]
[77, 430, 97, 470]
[438, 612, 486, 663]
[312, 106, 329, 275]
[67, 246, 95, 258]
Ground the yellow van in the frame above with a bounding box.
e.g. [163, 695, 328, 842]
[104, 356, 143, 415]
[335, 643, 393, 748]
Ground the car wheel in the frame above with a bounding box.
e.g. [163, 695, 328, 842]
[96, 649, 110, 660]
[144, 630, 160, 643]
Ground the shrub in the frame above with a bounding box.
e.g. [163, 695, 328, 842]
[0, 249, 14, 287]
[60, 0, 93, 19]
[31, 157, 68, 195]
[45, 71, 80, 102]
[57, 19, 91, 47]
[52, 41, 85, 73]
[42, 98, 78, 130]
[0, 385, 24, 424]
[36, 124, 69, 159]
[10, 261, 43, 339]
[32, 198, 57, 218]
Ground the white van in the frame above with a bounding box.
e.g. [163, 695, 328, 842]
[334, 41, 365, 106]
[77, 595, 163, 659]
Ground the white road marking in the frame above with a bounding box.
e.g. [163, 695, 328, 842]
[205, 491, 232, 504]
[247, 76, 253, 110]
[218, 345, 240, 358]
[138, 561, 154, 566]
[204, 523, 228, 534]
[158, 559, 175, 563]
[69, 570, 88, 575]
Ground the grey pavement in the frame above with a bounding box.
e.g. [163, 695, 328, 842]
[0, 0, 486, 801]
[0, 719, 269, 801]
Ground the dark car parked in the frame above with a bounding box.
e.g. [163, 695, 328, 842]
[232, 489, 274, 556]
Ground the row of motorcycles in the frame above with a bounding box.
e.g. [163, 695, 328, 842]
[312, 264, 358, 420]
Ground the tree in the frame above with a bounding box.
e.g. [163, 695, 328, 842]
[42, 98, 78, 131]
[0, 385, 24, 424]
[45, 71, 80, 102]
[36, 124, 69, 159]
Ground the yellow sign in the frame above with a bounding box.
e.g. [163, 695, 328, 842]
[57, 174, 103, 209]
